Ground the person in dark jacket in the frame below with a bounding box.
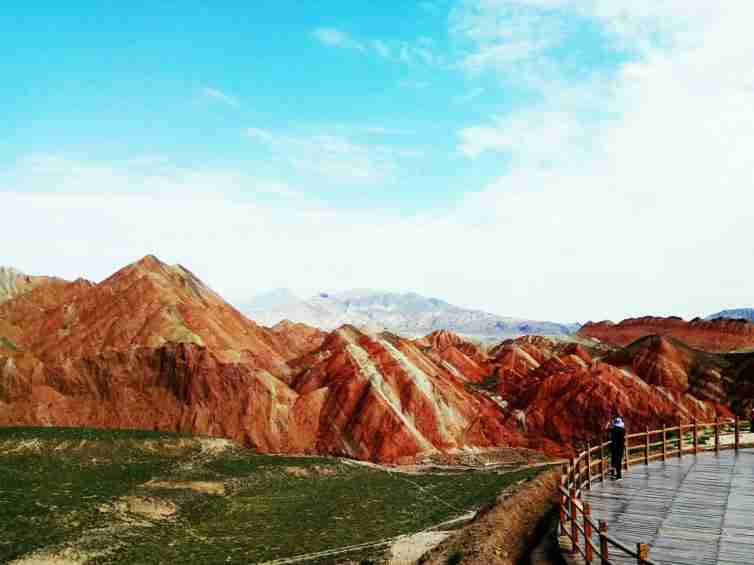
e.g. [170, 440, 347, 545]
[608, 415, 626, 480]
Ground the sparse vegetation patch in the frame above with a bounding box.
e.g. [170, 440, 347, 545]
[0, 427, 546, 564]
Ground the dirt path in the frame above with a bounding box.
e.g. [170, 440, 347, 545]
[258, 463, 559, 565]
[417, 470, 561, 565]
[256, 512, 476, 565]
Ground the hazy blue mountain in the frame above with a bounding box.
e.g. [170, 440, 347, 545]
[706, 308, 754, 322]
[243, 288, 299, 311]
[245, 289, 579, 340]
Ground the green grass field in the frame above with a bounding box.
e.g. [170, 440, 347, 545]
[0, 427, 544, 564]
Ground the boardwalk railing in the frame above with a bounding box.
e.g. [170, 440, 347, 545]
[558, 417, 754, 564]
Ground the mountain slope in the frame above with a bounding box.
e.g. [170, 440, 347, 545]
[0, 257, 529, 463]
[0, 255, 298, 376]
[0, 266, 64, 304]
[489, 336, 735, 448]
[579, 316, 754, 352]
[707, 308, 754, 322]
[247, 289, 578, 340]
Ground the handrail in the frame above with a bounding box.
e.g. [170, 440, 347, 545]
[557, 417, 752, 564]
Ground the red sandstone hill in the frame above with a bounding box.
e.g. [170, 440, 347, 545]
[289, 326, 523, 461]
[579, 316, 754, 352]
[0, 256, 529, 463]
[487, 336, 740, 449]
[413, 330, 491, 383]
[0, 256, 299, 376]
[2, 256, 751, 462]
[0, 266, 67, 305]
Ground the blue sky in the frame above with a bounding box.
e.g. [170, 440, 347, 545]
[1, 1, 623, 212]
[3, 2, 753, 321]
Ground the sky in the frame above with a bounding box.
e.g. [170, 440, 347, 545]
[2, 1, 753, 323]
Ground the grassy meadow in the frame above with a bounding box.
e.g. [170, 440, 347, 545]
[0, 427, 544, 564]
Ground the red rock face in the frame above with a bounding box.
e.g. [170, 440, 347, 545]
[269, 320, 328, 362]
[518, 361, 722, 446]
[2, 256, 748, 463]
[0, 256, 297, 377]
[0, 257, 526, 463]
[0, 343, 322, 453]
[580, 316, 754, 352]
[414, 330, 492, 383]
[289, 326, 524, 461]
[487, 335, 737, 453]
[0, 267, 66, 305]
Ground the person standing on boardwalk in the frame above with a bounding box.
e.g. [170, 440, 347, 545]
[607, 414, 626, 480]
[750, 405, 754, 432]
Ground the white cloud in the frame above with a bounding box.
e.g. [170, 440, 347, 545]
[8, 154, 297, 198]
[6, 4, 754, 323]
[371, 40, 391, 58]
[0, 158, 459, 310]
[451, 1, 754, 320]
[200, 87, 239, 107]
[244, 128, 398, 184]
[312, 27, 443, 67]
[312, 28, 365, 51]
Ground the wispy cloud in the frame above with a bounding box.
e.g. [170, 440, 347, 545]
[312, 28, 365, 51]
[200, 87, 240, 107]
[244, 128, 400, 184]
[448, 1, 754, 319]
[370, 39, 391, 58]
[312, 27, 444, 67]
[14, 154, 296, 197]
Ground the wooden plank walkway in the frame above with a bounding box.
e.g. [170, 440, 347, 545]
[564, 449, 754, 564]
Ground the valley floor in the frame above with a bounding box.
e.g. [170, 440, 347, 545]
[0, 427, 548, 565]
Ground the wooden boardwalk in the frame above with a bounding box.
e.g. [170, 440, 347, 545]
[567, 449, 754, 564]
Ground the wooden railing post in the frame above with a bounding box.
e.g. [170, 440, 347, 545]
[570, 488, 578, 553]
[599, 520, 609, 565]
[735, 415, 740, 452]
[715, 416, 720, 453]
[662, 426, 667, 461]
[600, 442, 606, 481]
[560, 475, 567, 536]
[586, 442, 592, 489]
[644, 427, 650, 465]
[693, 419, 698, 453]
[637, 542, 649, 564]
[584, 502, 593, 563]
[678, 419, 683, 458]
[624, 437, 630, 472]
[570, 457, 576, 484]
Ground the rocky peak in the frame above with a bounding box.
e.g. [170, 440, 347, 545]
[100, 255, 218, 306]
[425, 329, 467, 350]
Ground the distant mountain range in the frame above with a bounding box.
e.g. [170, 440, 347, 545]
[243, 288, 579, 340]
[706, 308, 754, 322]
